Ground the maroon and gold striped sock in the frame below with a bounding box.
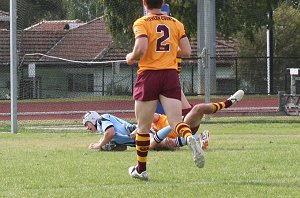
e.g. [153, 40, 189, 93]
[135, 133, 150, 173]
[175, 122, 192, 141]
[211, 100, 232, 113]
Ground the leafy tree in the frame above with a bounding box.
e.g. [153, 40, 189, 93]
[99, 0, 298, 47]
[99, 0, 141, 49]
[0, 1, 9, 12]
[0, 0, 65, 29]
[16, 0, 66, 29]
[236, 2, 300, 93]
[63, 0, 104, 22]
[1, 0, 105, 29]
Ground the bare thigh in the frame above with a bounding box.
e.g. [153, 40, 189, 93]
[159, 95, 182, 130]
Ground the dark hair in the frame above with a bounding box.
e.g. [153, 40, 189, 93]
[145, 0, 163, 9]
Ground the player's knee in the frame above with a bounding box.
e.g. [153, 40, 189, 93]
[192, 104, 206, 114]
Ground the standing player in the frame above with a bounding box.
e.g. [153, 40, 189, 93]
[126, 0, 204, 180]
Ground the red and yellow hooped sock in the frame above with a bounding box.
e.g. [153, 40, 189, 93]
[175, 122, 192, 141]
[135, 133, 150, 173]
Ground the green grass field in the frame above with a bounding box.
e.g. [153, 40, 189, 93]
[0, 117, 299, 197]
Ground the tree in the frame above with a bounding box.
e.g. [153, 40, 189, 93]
[99, 0, 141, 49]
[1, 0, 105, 29]
[63, 0, 104, 22]
[21, 0, 65, 28]
[0, 1, 9, 12]
[16, 0, 66, 29]
[99, 0, 297, 47]
[236, 2, 300, 93]
[0, 0, 66, 29]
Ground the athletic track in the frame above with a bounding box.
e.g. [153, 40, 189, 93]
[0, 97, 281, 121]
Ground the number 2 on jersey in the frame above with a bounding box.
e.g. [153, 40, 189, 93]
[156, 25, 170, 52]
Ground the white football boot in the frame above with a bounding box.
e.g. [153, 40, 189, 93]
[187, 136, 205, 168]
[128, 165, 149, 181]
[227, 90, 244, 105]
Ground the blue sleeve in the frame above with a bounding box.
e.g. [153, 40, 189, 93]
[96, 114, 114, 134]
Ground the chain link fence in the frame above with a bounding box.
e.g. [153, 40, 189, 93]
[1, 0, 300, 123]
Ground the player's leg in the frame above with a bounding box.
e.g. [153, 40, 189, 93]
[183, 103, 208, 130]
[129, 99, 157, 180]
[159, 95, 191, 138]
[210, 90, 244, 113]
[160, 95, 204, 168]
[158, 70, 192, 140]
[184, 90, 244, 130]
[129, 70, 163, 180]
[181, 89, 192, 110]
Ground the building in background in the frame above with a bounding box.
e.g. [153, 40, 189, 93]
[0, 15, 236, 99]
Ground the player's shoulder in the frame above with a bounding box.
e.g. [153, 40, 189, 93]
[134, 16, 147, 25]
[99, 113, 112, 121]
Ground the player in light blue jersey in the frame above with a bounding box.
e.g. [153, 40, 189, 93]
[83, 112, 136, 151]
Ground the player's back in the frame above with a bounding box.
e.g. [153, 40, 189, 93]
[133, 14, 186, 72]
[101, 114, 130, 135]
[100, 114, 135, 146]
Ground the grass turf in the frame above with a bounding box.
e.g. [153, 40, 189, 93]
[0, 117, 299, 197]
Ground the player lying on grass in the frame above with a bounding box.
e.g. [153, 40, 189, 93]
[82, 111, 208, 151]
[83, 90, 244, 151]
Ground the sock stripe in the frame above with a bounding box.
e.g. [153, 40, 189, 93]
[220, 102, 225, 108]
[136, 135, 150, 141]
[138, 133, 150, 137]
[215, 103, 221, 110]
[137, 155, 148, 163]
[136, 140, 150, 146]
[212, 103, 218, 113]
[183, 132, 191, 140]
[212, 101, 229, 113]
[175, 123, 190, 135]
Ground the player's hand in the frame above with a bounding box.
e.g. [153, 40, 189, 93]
[89, 143, 100, 150]
[126, 53, 135, 65]
[130, 128, 138, 138]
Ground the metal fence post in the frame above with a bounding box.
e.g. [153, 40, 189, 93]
[10, 0, 18, 133]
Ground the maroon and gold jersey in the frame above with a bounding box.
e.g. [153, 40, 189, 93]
[133, 14, 187, 74]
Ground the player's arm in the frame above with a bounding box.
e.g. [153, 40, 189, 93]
[177, 36, 191, 58]
[152, 113, 160, 123]
[89, 126, 116, 150]
[98, 126, 115, 147]
[126, 37, 148, 65]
